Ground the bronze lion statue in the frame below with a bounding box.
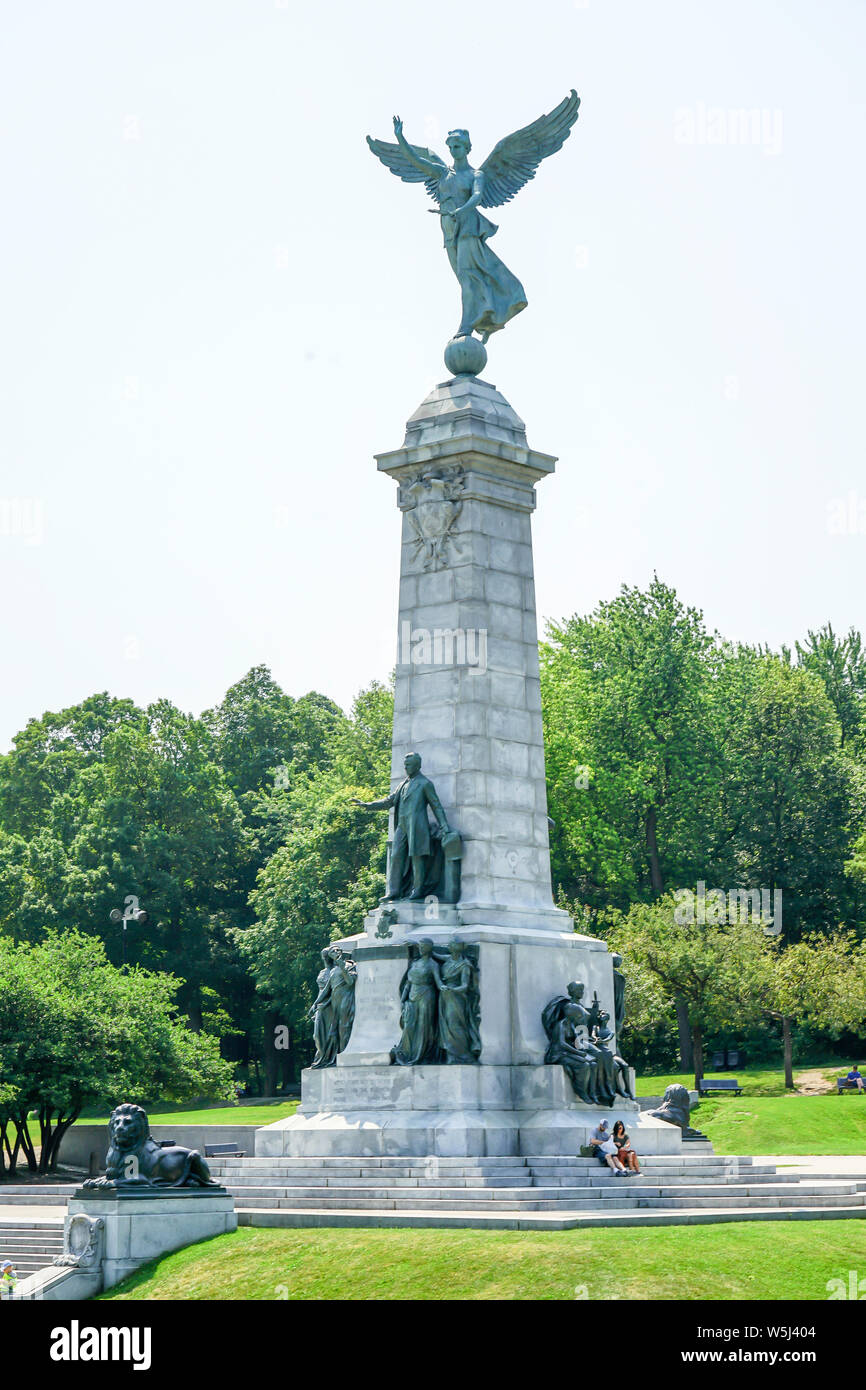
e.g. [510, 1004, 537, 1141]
[647, 1083, 691, 1130]
[82, 1103, 219, 1189]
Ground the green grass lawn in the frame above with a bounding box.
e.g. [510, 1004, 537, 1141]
[68, 1101, 299, 1128]
[98, 1221, 866, 1301]
[145, 1102, 299, 1127]
[694, 1093, 866, 1155]
[636, 1059, 866, 1153]
[635, 1060, 846, 1099]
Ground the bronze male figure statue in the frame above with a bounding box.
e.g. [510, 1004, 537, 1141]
[353, 752, 451, 901]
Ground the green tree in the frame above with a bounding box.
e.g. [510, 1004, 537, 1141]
[615, 897, 775, 1088]
[239, 683, 393, 1083]
[762, 931, 866, 1089]
[0, 693, 141, 840]
[794, 624, 866, 750]
[542, 578, 722, 1066]
[0, 931, 234, 1176]
[542, 578, 719, 907]
[709, 648, 860, 939]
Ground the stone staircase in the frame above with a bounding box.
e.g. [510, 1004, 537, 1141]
[0, 1183, 78, 1207]
[205, 1154, 866, 1230]
[7, 1156, 866, 1234]
[0, 1218, 65, 1277]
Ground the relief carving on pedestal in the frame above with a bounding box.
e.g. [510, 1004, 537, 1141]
[400, 466, 464, 571]
[54, 1214, 105, 1269]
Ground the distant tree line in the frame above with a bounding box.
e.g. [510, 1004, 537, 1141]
[0, 667, 392, 1095]
[541, 577, 866, 1081]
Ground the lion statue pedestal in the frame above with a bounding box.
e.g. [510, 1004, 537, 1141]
[66, 1103, 237, 1292]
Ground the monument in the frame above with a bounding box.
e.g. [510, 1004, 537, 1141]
[258, 91, 680, 1159]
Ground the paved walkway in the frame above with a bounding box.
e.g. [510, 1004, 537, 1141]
[0, 1204, 64, 1223]
[753, 1155, 866, 1174]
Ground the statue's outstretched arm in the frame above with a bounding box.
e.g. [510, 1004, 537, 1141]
[351, 791, 396, 812]
[366, 120, 446, 201]
[392, 116, 443, 177]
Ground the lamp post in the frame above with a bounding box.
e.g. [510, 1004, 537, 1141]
[109, 895, 148, 970]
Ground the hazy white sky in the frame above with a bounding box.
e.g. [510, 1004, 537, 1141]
[1, 0, 864, 749]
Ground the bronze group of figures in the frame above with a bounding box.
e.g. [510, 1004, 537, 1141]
[309, 946, 358, 1069]
[542, 981, 634, 1107]
[307, 936, 482, 1070]
[391, 938, 481, 1066]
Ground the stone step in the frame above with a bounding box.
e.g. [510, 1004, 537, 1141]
[0, 1191, 76, 1205]
[0, 1219, 64, 1280]
[526, 1156, 758, 1168]
[221, 1180, 865, 1202]
[230, 1190, 866, 1212]
[526, 1153, 747, 1164]
[0, 1237, 64, 1252]
[211, 1159, 759, 1179]
[0, 1217, 64, 1229]
[0, 1185, 77, 1195]
[1, 1260, 59, 1278]
[222, 1155, 533, 1168]
[225, 1153, 738, 1167]
[225, 1157, 735, 1175]
[528, 1171, 859, 1188]
[0, 1228, 64, 1237]
[236, 1204, 866, 1231]
[211, 1165, 535, 1181]
[239, 1172, 853, 1193]
[216, 1167, 816, 1190]
[227, 1173, 536, 1189]
[529, 1164, 775, 1178]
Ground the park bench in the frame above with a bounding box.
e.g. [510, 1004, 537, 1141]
[697, 1078, 743, 1097]
[836, 1078, 865, 1094]
[204, 1141, 246, 1158]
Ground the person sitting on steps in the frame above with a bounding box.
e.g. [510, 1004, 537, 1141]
[589, 1119, 627, 1174]
[612, 1119, 640, 1174]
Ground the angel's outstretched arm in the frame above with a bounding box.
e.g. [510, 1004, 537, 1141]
[392, 116, 443, 177]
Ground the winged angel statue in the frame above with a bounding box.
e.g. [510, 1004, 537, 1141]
[367, 91, 580, 352]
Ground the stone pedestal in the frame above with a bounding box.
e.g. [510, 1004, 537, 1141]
[259, 1059, 677, 1158]
[66, 1190, 237, 1291]
[260, 915, 679, 1157]
[338, 923, 614, 1068]
[258, 373, 677, 1161]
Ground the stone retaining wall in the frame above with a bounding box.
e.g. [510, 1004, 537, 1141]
[59, 1125, 259, 1172]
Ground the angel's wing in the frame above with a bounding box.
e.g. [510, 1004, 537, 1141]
[366, 136, 447, 204]
[479, 90, 580, 209]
